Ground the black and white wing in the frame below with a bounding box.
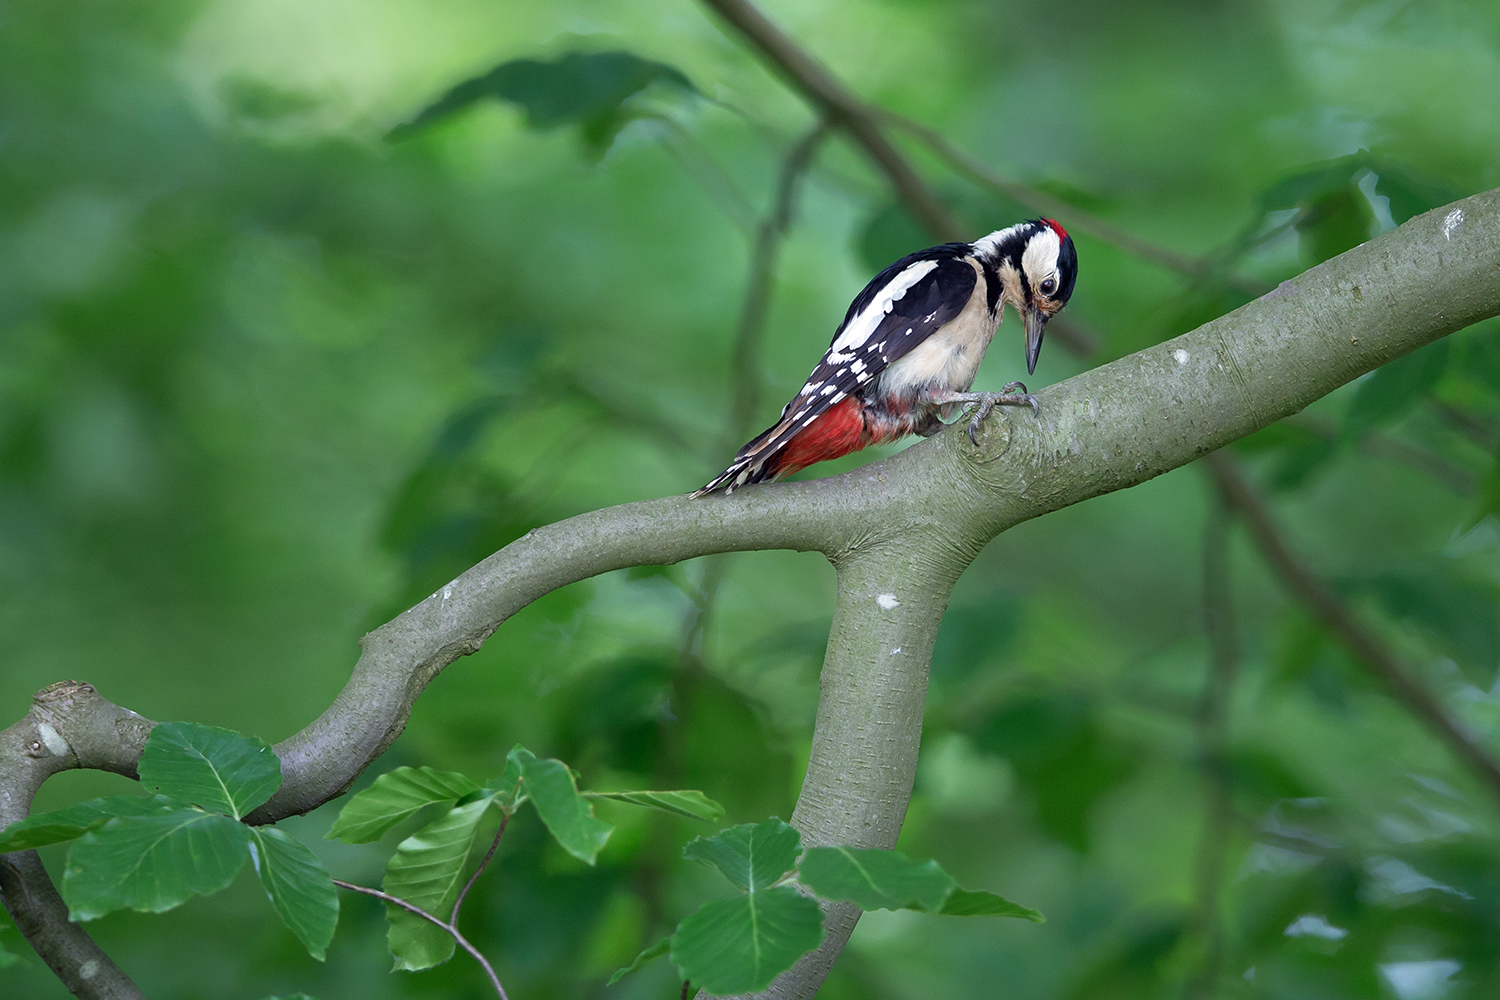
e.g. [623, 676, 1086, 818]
[690, 246, 979, 496]
[772, 247, 979, 434]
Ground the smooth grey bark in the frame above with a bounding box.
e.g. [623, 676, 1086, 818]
[3, 192, 1498, 1000]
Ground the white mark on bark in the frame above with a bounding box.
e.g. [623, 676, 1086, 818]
[891, 646, 902, 655]
[442, 585, 452, 601]
[1174, 349, 1190, 365]
[1443, 208, 1464, 240]
[36, 723, 69, 756]
[876, 593, 900, 610]
[80, 961, 99, 980]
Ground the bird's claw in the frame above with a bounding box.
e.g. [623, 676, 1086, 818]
[965, 385, 1040, 445]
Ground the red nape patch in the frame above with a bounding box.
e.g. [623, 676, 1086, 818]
[767, 398, 870, 480]
[1043, 217, 1069, 241]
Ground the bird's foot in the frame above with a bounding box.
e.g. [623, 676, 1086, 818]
[952, 385, 1039, 444]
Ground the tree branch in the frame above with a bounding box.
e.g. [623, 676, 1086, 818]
[4, 192, 1499, 998]
[0, 682, 153, 1000]
[729, 120, 830, 445]
[1203, 449, 1500, 803]
[333, 880, 509, 999]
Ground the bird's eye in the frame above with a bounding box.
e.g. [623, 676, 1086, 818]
[1040, 277, 1057, 296]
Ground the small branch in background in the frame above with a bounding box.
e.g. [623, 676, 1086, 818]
[452, 811, 511, 923]
[697, 0, 960, 241]
[1428, 399, 1500, 452]
[697, 0, 1098, 358]
[1183, 496, 1238, 1000]
[878, 111, 1270, 299]
[333, 879, 510, 1000]
[1204, 450, 1500, 806]
[1287, 412, 1478, 494]
[729, 121, 831, 447]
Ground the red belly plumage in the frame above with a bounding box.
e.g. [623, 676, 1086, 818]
[763, 397, 905, 481]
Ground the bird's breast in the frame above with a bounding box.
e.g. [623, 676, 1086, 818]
[878, 280, 1000, 400]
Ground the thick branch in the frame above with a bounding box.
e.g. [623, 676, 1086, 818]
[0, 682, 153, 1000]
[1204, 450, 1500, 802]
[6, 192, 1500, 996]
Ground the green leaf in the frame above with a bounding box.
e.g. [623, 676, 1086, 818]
[63, 809, 249, 920]
[0, 906, 20, 970]
[683, 818, 801, 891]
[326, 766, 481, 844]
[249, 827, 340, 960]
[924, 888, 1045, 921]
[510, 748, 612, 865]
[382, 797, 494, 970]
[483, 751, 527, 813]
[797, 847, 954, 912]
[669, 885, 823, 994]
[583, 789, 724, 822]
[137, 722, 282, 820]
[391, 51, 696, 140]
[0, 795, 172, 853]
[607, 935, 671, 986]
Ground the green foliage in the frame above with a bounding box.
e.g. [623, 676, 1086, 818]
[798, 846, 954, 911]
[511, 747, 613, 865]
[390, 50, 698, 153]
[325, 766, 482, 844]
[248, 828, 340, 961]
[683, 818, 802, 891]
[2, 723, 334, 960]
[617, 819, 1042, 990]
[322, 745, 724, 975]
[670, 885, 825, 994]
[136, 722, 282, 819]
[0, 795, 173, 853]
[582, 789, 724, 822]
[607, 935, 671, 985]
[927, 889, 1044, 920]
[383, 797, 495, 970]
[63, 809, 251, 920]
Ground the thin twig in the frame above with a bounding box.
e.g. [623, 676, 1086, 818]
[1184, 497, 1237, 999]
[1286, 411, 1477, 494]
[1203, 450, 1500, 806]
[1428, 399, 1500, 451]
[453, 808, 511, 923]
[729, 120, 831, 446]
[879, 111, 1270, 299]
[333, 879, 510, 1000]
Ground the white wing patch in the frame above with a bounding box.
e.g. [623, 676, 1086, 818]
[828, 260, 939, 354]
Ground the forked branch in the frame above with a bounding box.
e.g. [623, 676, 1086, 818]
[3, 193, 1499, 1000]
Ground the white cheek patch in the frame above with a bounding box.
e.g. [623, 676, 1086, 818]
[830, 260, 938, 353]
[1021, 228, 1061, 295]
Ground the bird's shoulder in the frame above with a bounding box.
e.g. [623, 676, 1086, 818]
[833, 243, 979, 340]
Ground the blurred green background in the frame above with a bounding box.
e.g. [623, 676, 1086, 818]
[3, 0, 1500, 997]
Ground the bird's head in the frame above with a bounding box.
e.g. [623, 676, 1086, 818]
[974, 218, 1078, 375]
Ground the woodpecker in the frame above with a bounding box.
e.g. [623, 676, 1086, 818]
[692, 218, 1078, 497]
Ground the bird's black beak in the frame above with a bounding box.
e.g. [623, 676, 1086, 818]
[1023, 305, 1047, 376]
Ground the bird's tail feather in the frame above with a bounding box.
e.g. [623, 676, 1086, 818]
[688, 418, 791, 497]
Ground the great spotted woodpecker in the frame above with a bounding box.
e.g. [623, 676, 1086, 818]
[692, 218, 1078, 496]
